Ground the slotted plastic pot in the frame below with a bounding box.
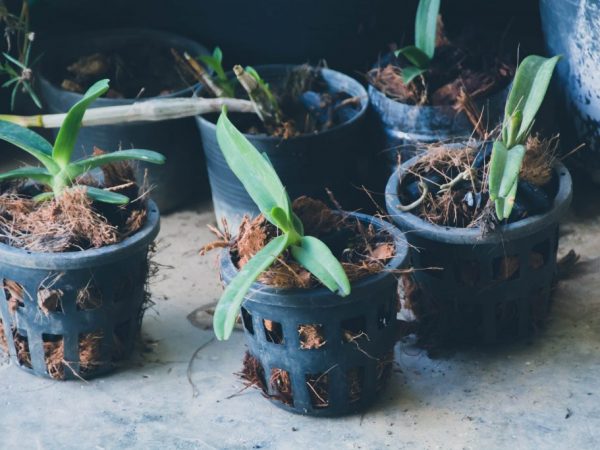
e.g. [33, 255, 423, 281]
[385, 157, 572, 344]
[37, 29, 210, 213]
[0, 201, 160, 380]
[220, 212, 408, 416]
[196, 65, 369, 231]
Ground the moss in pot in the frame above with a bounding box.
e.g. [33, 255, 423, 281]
[0, 79, 165, 380]
[194, 58, 369, 231]
[367, 0, 514, 166]
[385, 55, 573, 346]
[202, 109, 409, 416]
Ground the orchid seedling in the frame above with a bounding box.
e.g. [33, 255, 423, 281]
[213, 107, 350, 340]
[197, 47, 236, 98]
[489, 54, 560, 220]
[395, 0, 441, 85]
[0, 78, 165, 204]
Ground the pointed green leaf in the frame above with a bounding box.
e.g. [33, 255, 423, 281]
[489, 141, 508, 200]
[53, 79, 110, 168]
[395, 45, 431, 69]
[2, 52, 26, 70]
[84, 186, 130, 205]
[402, 66, 427, 85]
[216, 108, 291, 226]
[502, 178, 519, 219]
[291, 236, 351, 297]
[214, 234, 290, 340]
[415, 0, 441, 59]
[0, 166, 52, 185]
[270, 206, 293, 233]
[67, 149, 166, 179]
[33, 192, 55, 202]
[503, 55, 560, 145]
[498, 145, 526, 198]
[0, 120, 58, 172]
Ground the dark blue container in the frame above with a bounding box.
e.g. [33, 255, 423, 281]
[540, 0, 600, 181]
[368, 58, 510, 167]
[0, 201, 160, 380]
[220, 212, 408, 416]
[385, 158, 572, 344]
[37, 29, 209, 213]
[196, 65, 369, 231]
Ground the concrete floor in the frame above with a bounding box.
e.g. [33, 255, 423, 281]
[1, 196, 600, 450]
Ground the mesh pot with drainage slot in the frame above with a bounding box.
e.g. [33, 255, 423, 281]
[0, 201, 160, 380]
[220, 212, 409, 417]
[385, 157, 573, 344]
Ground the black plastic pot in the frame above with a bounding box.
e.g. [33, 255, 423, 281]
[385, 158, 573, 344]
[196, 65, 369, 231]
[540, 0, 600, 182]
[37, 29, 210, 213]
[220, 212, 408, 416]
[0, 201, 160, 380]
[368, 58, 509, 167]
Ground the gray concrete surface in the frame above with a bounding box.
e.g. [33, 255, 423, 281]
[1, 199, 600, 450]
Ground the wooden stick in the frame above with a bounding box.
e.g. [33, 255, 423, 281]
[0, 97, 254, 128]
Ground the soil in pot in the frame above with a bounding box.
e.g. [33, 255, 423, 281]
[57, 44, 196, 98]
[204, 64, 363, 139]
[368, 18, 513, 108]
[0, 154, 153, 379]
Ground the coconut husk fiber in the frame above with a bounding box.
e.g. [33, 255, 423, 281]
[0, 152, 148, 253]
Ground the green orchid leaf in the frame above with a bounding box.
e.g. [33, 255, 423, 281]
[291, 236, 351, 297]
[0, 120, 58, 172]
[402, 66, 428, 85]
[498, 145, 526, 198]
[53, 79, 110, 168]
[395, 45, 431, 69]
[415, 0, 441, 59]
[214, 234, 290, 340]
[216, 108, 291, 225]
[488, 141, 508, 201]
[33, 192, 55, 202]
[270, 206, 293, 233]
[495, 198, 505, 220]
[502, 178, 519, 220]
[84, 186, 130, 205]
[0, 166, 52, 185]
[503, 55, 560, 145]
[68, 149, 166, 179]
[2, 52, 26, 70]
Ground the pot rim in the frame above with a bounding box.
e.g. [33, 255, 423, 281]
[385, 154, 573, 245]
[37, 28, 209, 104]
[195, 64, 369, 142]
[0, 200, 160, 270]
[219, 211, 408, 307]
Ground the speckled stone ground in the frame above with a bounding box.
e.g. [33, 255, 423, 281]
[1, 188, 600, 449]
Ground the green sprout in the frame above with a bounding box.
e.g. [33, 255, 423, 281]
[489, 55, 560, 220]
[213, 107, 350, 340]
[0, 79, 165, 204]
[395, 0, 441, 85]
[197, 47, 236, 98]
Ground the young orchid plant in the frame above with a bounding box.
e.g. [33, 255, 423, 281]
[489, 54, 560, 220]
[0, 79, 165, 204]
[213, 107, 350, 340]
[395, 0, 441, 85]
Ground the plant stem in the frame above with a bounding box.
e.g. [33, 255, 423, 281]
[233, 65, 281, 130]
[0, 97, 254, 128]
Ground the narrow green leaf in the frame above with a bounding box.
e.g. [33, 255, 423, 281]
[84, 186, 130, 205]
[415, 0, 441, 59]
[67, 149, 166, 179]
[2, 78, 19, 88]
[503, 55, 560, 145]
[0, 166, 52, 185]
[270, 206, 293, 233]
[495, 198, 505, 220]
[2, 52, 26, 70]
[502, 178, 519, 219]
[33, 192, 55, 202]
[402, 66, 427, 85]
[395, 45, 431, 69]
[488, 141, 508, 200]
[498, 145, 526, 198]
[291, 236, 351, 297]
[0, 120, 58, 172]
[214, 234, 290, 340]
[53, 79, 110, 168]
[216, 108, 291, 226]
[23, 81, 42, 109]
